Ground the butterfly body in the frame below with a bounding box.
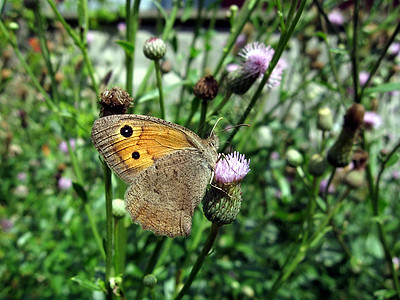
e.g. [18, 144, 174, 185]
[91, 114, 218, 237]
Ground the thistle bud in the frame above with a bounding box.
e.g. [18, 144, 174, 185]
[112, 199, 126, 218]
[343, 169, 365, 189]
[99, 87, 133, 117]
[286, 149, 303, 167]
[327, 104, 365, 168]
[317, 107, 333, 131]
[308, 154, 327, 177]
[143, 37, 166, 60]
[193, 75, 218, 101]
[226, 67, 258, 95]
[143, 274, 157, 289]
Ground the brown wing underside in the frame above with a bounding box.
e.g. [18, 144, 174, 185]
[125, 151, 212, 237]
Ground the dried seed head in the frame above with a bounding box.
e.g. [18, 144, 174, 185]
[193, 75, 219, 101]
[99, 87, 133, 117]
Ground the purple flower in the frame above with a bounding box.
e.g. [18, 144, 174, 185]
[359, 71, 369, 87]
[0, 219, 13, 232]
[389, 42, 400, 55]
[320, 179, 335, 194]
[239, 42, 286, 88]
[117, 22, 126, 35]
[17, 172, 27, 181]
[214, 152, 250, 184]
[226, 63, 240, 73]
[235, 34, 247, 48]
[87, 31, 95, 45]
[270, 151, 280, 160]
[328, 10, 344, 26]
[59, 139, 76, 154]
[364, 111, 382, 129]
[58, 177, 72, 190]
[392, 170, 400, 180]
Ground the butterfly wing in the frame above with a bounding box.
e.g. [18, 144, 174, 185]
[125, 150, 212, 237]
[91, 114, 198, 184]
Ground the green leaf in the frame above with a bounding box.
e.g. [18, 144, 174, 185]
[72, 182, 87, 202]
[115, 40, 135, 56]
[315, 31, 327, 41]
[71, 276, 101, 291]
[385, 153, 399, 168]
[364, 82, 400, 95]
[374, 289, 397, 299]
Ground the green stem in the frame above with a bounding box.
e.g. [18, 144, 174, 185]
[208, 91, 232, 118]
[221, 0, 308, 152]
[114, 217, 127, 275]
[135, 237, 167, 300]
[174, 223, 220, 300]
[125, 0, 141, 96]
[350, 0, 360, 103]
[154, 59, 165, 119]
[198, 99, 209, 138]
[103, 162, 113, 298]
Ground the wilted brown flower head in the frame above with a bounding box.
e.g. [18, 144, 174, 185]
[99, 87, 133, 117]
[193, 75, 219, 101]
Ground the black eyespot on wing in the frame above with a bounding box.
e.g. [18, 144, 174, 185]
[120, 125, 133, 137]
[132, 151, 140, 159]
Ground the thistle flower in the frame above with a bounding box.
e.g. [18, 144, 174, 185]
[328, 10, 344, 26]
[99, 87, 133, 117]
[226, 42, 286, 94]
[359, 71, 369, 87]
[388, 42, 400, 55]
[58, 177, 72, 190]
[203, 152, 250, 225]
[214, 152, 250, 185]
[363, 111, 382, 129]
[59, 138, 76, 154]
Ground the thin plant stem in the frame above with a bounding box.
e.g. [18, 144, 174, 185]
[103, 162, 113, 298]
[135, 237, 167, 300]
[174, 223, 220, 300]
[154, 60, 165, 119]
[350, 0, 360, 103]
[208, 91, 232, 118]
[198, 99, 209, 138]
[125, 0, 141, 96]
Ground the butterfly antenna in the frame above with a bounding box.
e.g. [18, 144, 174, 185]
[211, 117, 224, 135]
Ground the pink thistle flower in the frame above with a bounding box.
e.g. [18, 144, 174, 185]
[17, 172, 27, 181]
[389, 42, 400, 55]
[214, 152, 250, 184]
[59, 139, 76, 154]
[58, 177, 72, 190]
[239, 42, 286, 88]
[226, 63, 240, 73]
[117, 22, 126, 35]
[359, 71, 369, 87]
[328, 10, 344, 26]
[364, 111, 382, 129]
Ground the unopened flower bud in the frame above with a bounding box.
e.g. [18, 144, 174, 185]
[286, 149, 303, 167]
[193, 75, 218, 101]
[317, 107, 333, 131]
[203, 184, 242, 225]
[143, 274, 157, 289]
[143, 37, 166, 60]
[328, 104, 365, 168]
[343, 169, 365, 189]
[308, 154, 327, 177]
[112, 199, 126, 218]
[226, 67, 258, 95]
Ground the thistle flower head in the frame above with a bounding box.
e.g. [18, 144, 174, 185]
[238, 42, 286, 88]
[214, 152, 250, 184]
[364, 111, 382, 129]
[328, 10, 344, 26]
